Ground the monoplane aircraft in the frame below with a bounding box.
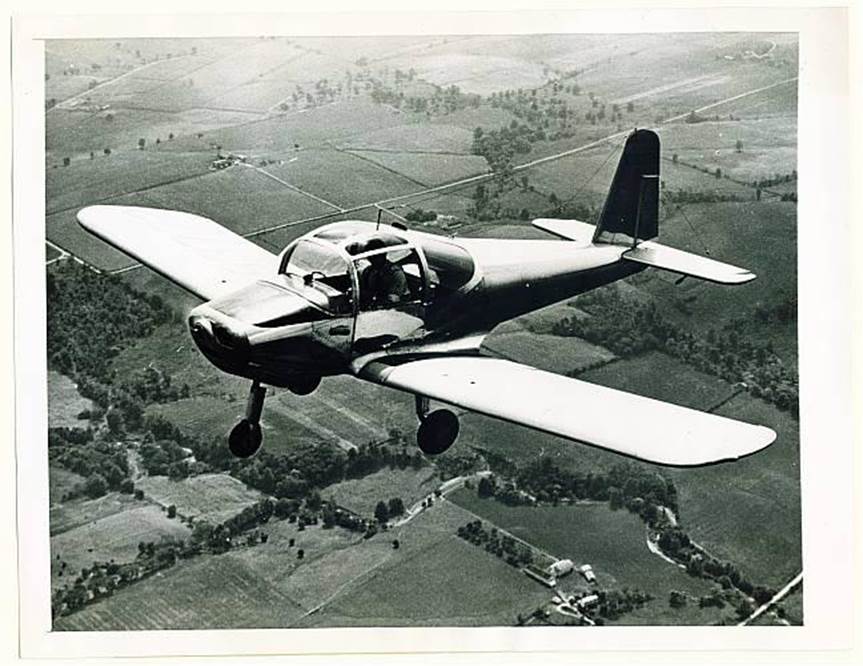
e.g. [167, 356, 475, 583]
[78, 129, 776, 465]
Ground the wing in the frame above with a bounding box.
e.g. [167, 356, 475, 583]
[77, 205, 278, 301]
[359, 356, 775, 466]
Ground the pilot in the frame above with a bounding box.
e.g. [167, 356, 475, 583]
[360, 237, 410, 307]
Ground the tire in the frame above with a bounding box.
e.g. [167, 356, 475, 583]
[287, 374, 321, 396]
[228, 419, 263, 458]
[416, 409, 460, 455]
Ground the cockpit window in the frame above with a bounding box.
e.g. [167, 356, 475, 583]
[279, 239, 354, 314]
[420, 237, 475, 292]
[355, 247, 423, 309]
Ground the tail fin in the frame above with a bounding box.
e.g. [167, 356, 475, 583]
[593, 129, 660, 246]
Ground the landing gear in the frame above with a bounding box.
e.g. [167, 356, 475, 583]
[415, 395, 459, 456]
[287, 374, 321, 396]
[229, 381, 266, 458]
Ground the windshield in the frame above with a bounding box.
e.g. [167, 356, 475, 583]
[279, 239, 354, 314]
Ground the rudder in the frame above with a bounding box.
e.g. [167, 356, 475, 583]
[593, 129, 660, 246]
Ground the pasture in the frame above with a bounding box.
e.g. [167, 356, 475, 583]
[346, 150, 489, 188]
[324, 467, 440, 517]
[340, 123, 476, 154]
[46, 150, 211, 214]
[47, 371, 93, 429]
[482, 329, 616, 375]
[50, 505, 190, 591]
[50, 492, 141, 536]
[638, 201, 797, 354]
[450, 490, 718, 623]
[259, 149, 422, 208]
[53, 555, 306, 630]
[577, 351, 736, 412]
[49, 466, 85, 506]
[163, 98, 405, 155]
[670, 394, 801, 589]
[314, 535, 550, 626]
[135, 474, 264, 524]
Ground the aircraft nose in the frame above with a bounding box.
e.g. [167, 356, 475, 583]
[188, 314, 249, 353]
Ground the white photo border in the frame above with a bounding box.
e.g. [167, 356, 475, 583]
[12, 6, 853, 658]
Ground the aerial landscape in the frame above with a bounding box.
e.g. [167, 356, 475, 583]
[44, 32, 801, 629]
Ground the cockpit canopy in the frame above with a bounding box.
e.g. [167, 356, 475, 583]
[276, 221, 476, 317]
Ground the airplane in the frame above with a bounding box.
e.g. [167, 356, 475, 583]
[77, 129, 776, 466]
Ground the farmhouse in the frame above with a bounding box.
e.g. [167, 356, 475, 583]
[547, 559, 575, 578]
[578, 594, 599, 610]
[579, 564, 596, 583]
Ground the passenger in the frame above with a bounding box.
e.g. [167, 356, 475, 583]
[360, 238, 410, 307]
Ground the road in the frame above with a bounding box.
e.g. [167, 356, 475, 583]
[49, 55, 189, 112]
[45, 75, 798, 273]
[738, 571, 803, 626]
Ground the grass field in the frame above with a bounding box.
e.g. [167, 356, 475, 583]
[50, 504, 190, 591]
[638, 200, 797, 357]
[346, 150, 488, 188]
[49, 466, 85, 506]
[53, 554, 306, 630]
[340, 123, 476, 154]
[46, 150, 211, 214]
[324, 467, 440, 517]
[135, 474, 264, 524]
[47, 371, 93, 429]
[482, 328, 616, 375]
[578, 351, 736, 411]
[163, 98, 405, 155]
[260, 149, 423, 208]
[50, 492, 141, 536]
[449, 489, 717, 624]
[670, 393, 801, 589]
[315, 535, 550, 626]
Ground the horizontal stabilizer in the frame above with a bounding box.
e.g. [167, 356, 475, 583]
[78, 205, 277, 301]
[359, 356, 775, 466]
[531, 218, 596, 244]
[623, 242, 756, 284]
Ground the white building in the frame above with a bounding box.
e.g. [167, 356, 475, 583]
[547, 559, 574, 578]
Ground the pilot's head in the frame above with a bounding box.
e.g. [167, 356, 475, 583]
[365, 237, 387, 267]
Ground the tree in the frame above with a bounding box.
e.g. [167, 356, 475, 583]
[478, 476, 496, 498]
[735, 139, 743, 153]
[137, 138, 146, 150]
[106, 408, 124, 435]
[104, 147, 111, 155]
[62, 157, 70, 167]
[374, 501, 390, 524]
[134, 489, 145, 500]
[669, 590, 687, 608]
[84, 473, 107, 499]
[392, 539, 400, 549]
[297, 549, 305, 560]
[167, 505, 177, 519]
[387, 497, 405, 517]
[714, 167, 722, 179]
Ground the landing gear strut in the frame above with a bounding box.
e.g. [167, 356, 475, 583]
[415, 395, 459, 456]
[229, 380, 266, 458]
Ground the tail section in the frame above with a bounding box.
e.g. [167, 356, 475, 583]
[593, 129, 660, 246]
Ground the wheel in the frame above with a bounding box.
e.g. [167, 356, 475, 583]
[228, 419, 263, 458]
[287, 374, 321, 396]
[416, 409, 460, 456]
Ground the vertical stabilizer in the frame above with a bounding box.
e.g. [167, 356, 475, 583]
[593, 129, 660, 246]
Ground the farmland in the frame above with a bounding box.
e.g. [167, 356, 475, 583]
[47, 370, 93, 428]
[50, 505, 190, 591]
[45, 33, 800, 629]
[135, 474, 264, 524]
